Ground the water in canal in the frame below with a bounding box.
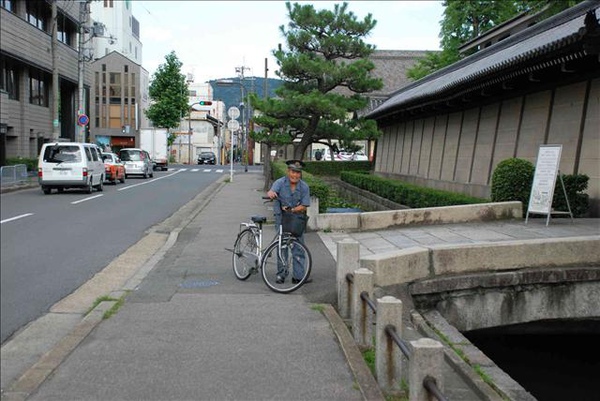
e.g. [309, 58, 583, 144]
[465, 320, 600, 401]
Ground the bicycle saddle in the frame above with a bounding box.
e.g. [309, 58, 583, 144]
[251, 216, 267, 224]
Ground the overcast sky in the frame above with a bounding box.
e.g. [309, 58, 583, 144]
[133, 1, 444, 82]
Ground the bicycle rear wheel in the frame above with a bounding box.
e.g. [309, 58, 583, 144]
[232, 228, 259, 280]
[261, 236, 312, 293]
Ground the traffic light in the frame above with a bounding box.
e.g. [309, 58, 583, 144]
[198, 101, 212, 106]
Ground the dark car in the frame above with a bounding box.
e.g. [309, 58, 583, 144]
[197, 151, 216, 165]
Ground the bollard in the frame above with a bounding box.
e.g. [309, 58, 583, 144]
[352, 268, 374, 347]
[409, 338, 444, 401]
[376, 296, 403, 392]
[306, 196, 319, 231]
[336, 238, 360, 319]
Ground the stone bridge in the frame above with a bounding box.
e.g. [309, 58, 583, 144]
[315, 201, 599, 400]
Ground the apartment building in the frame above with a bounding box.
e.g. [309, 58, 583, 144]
[89, 51, 149, 152]
[0, 0, 90, 164]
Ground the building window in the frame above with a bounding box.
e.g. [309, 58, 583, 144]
[1, 58, 19, 100]
[103, 0, 113, 8]
[1, 0, 13, 12]
[57, 13, 76, 46]
[26, 1, 49, 31]
[29, 69, 49, 107]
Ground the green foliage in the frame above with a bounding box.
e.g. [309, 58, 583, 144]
[553, 174, 589, 217]
[5, 157, 37, 171]
[145, 51, 189, 129]
[407, 0, 586, 81]
[342, 171, 488, 208]
[303, 160, 371, 176]
[491, 158, 535, 213]
[251, 2, 383, 160]
[491, 158, 589, 217]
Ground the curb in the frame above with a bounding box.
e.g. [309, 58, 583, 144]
[1, 301, 114, 401]
[1, 176, 229, 400]
[322, 304, 386, 401]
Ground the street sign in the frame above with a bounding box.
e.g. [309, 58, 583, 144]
[227, 120, 240, 131]
[77, 114, 89, 126]
[228, 107, 240, 120]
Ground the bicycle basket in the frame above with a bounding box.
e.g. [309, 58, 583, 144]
[281, 212, 308, 237]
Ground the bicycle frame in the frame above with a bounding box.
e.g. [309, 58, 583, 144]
[238, 221, 289, 267]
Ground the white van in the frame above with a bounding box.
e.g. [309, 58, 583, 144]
[37, 142, 105, 194]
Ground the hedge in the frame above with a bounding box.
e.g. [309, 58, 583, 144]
[340, 171, 489, 208]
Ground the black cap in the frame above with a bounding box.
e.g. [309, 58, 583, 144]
[286, 159, 305, 171]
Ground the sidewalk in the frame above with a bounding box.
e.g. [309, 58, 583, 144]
[13, 172, 376, 401]
[4, 171, 598, 401]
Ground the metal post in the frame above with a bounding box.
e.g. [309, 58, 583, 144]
[230, 129, 234, 182]
[51, 0, 59, 139]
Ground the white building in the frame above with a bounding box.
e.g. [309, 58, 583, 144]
[173, 75, 227, 164]
[89, 0, 142, 65]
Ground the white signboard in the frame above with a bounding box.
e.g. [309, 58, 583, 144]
[527, 145, 562, 214]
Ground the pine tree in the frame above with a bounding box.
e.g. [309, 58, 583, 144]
[250, 2, 383, 161]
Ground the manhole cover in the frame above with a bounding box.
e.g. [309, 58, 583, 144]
[179, 279, 220, 289]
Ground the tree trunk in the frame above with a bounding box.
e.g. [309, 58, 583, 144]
[263, 143, 272, 192]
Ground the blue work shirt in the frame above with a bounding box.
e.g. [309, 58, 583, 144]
[270, 176, 311, 216]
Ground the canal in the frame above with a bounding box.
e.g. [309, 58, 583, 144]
[465, 320, 600, 401]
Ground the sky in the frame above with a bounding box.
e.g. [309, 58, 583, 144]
[133, 1, 445, 82]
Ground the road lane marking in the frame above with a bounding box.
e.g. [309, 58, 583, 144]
[71, 194, 103, 204]
[118, 169, 182, 191]
[1, 213, 34, 224]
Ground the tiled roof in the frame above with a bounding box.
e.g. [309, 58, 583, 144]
[367, 0, 600, 120]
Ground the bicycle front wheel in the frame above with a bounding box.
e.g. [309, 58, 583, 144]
[261, 236, 312, 293]
[232, 228, 259, 280]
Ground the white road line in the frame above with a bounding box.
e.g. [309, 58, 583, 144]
[71, 194, 103, 204]
[216, 169, 224, 173]
[203, 169, 211, 172]
[1, 213, 34, 224]
[118, 169, 182, 191]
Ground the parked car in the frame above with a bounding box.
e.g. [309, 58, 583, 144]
[37, 142, 105, 194]
[197, 151, 216, 165]
[102, 152, 125, 184]
[119, 148, 154, 178]
[353, 151, 369, 161]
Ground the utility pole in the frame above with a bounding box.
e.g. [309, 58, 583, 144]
[51, 0, 60, 139]
[77, 1, 91, 143]
[235, 65, 251, 171]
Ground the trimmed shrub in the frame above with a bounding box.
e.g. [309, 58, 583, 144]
[553, 174, 589, 217]
[491, 158, 535, 212]
[491, 158, 589, 217]
[341, 171, 488, 208]
[5, 157, 38, 172]
[303, 160, 371, 176]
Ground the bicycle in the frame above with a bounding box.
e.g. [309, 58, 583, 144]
[230, 197, 312, 293]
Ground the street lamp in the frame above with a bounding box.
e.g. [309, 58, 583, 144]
[188, 100, 213, 164]
[215, 79, 250, 172]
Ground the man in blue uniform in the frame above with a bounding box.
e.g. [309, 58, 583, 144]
[267, 160, 311, 284]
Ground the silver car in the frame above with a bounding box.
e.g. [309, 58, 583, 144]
[119, 148, 154, 179]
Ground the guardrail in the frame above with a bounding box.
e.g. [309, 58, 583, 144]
[0, 164, 29, 186]
[337, 239, 448, 401]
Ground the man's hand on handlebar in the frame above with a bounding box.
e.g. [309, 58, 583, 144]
[266, 190, 278, 200]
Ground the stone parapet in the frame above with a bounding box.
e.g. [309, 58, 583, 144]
[314, 201, 522, 232]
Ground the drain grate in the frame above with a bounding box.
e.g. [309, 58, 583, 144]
[179, 279, 220, 289]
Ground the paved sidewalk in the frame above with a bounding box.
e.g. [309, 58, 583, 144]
[319, 217, 599, 260]
[17, 173, 375, 401]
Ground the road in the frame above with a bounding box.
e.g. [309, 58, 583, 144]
[0, 164, 251, 345]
